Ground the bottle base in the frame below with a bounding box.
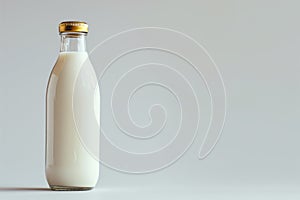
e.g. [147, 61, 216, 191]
[50, 185, 93, 191]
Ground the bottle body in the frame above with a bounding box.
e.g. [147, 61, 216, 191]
[46, 22, 99, 191]
[46, 52, 99, 190]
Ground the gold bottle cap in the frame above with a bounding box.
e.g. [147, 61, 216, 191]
[59, 21, 88, 33]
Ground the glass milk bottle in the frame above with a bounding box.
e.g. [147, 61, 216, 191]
[46, 21, 100, 191]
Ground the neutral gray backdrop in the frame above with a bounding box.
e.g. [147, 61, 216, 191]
[1, 0, 300, 199]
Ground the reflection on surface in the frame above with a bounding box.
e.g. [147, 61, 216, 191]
[0, 187, 50, 192]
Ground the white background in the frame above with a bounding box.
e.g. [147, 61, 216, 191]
[1, 0, 300, 199]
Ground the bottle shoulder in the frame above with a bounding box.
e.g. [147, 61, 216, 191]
[50, 52, 92, 76]
[47, 52, 97, 93]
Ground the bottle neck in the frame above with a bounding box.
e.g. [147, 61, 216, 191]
[60, 32, 87, 52]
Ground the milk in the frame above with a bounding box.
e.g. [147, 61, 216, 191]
[46, 52, 100, 190]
